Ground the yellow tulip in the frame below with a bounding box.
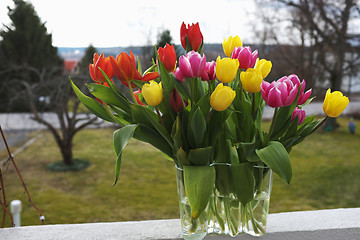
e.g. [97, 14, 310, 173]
[323, 88, 349, 118]
[254, 59, 272, 78]
[240, 68, 263, 93]
[142, 81, 163, 106]
[223, 36, 243, 57]
[210, 83, 236, 111]
[216, 56, 239, 83]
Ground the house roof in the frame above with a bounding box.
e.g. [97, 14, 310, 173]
[64, 60, 78, 72]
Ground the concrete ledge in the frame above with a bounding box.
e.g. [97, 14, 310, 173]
[1, 208, 360, 240]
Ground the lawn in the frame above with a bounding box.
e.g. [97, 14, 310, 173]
[1, 117, 359, 227]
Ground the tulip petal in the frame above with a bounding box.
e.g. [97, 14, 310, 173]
[179, 55, 193, 78]
[267, 87, 283, 108]
[141, 72, 159, 82]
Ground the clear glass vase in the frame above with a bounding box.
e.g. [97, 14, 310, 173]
[175, 166, 210, 240]
[208, 164, 273, 237]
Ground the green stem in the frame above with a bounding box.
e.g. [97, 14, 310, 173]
[224, 198, 237, 236]
[208, 81, 212, 96]
[155, 107, 165, 127]
[266, 107, 279, 144]
[189, 218, 198, 233]
[252, 93, 255, 119]
[247, 204, 260, 235]
[213, 197, 225, 231]
[103, 103, 124, 126]
[206, 109, 214, 123]
[310, 116, 329, 134]
[127, 82, 138, 104]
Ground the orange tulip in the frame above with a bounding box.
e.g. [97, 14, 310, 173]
[89, 53, 114, 83]
[110, 51, 159, 83]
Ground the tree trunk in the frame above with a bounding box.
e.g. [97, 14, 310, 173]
[60, 135, 74, 166]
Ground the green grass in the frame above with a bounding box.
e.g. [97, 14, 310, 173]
[1, 117, 360, 227]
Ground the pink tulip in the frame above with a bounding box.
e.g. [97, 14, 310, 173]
[291, 107, 306, 125]
[231, 46, 258, 69]
[174, 67, 185, 82]
[201, 61, 216, 81]
[178, 50, 207, 78]
[261, 76, 298, 108]
[288, 74, 312, 105]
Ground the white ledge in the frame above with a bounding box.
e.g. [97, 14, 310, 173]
[1, 208, 360, 240]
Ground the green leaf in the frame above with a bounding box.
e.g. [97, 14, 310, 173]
[188, 146, 212, 166]
[270, 106, 292, 140]
[214, 164, 232, 195]
[101, 69, 132, 113]
[174, 77, 190, 102]
[113, 125, 138, 185]
[190, 107, 206, 147]
[183, 165, 215, 219]
[171, 116, 182, 151]
[256, 141, 292, 184]
[131, 104, 173, 147]
[237, 137, 261, 163]
[87, 83, 131, 115]
[208, 110, 232, 146]
[69, 78, 113, 122]
[176, 148, 189, 168]
[133, 124, 174, 159]
[230, 163, 255, 205]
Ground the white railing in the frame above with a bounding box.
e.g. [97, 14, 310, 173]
[1, 208, 359, 240]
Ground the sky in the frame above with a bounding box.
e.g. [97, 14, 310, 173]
[0, 0, 259, 48]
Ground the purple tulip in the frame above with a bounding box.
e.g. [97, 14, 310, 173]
[231, 46, 258, 69]
[261, 76, 298, 108]
[178, 50, 207, 78]
[291, 107, 306, 125]
[288, 74, 312, 105]
[174, 67, 185, 82]
[201, 61, 216, 81]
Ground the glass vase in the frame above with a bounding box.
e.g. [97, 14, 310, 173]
[208, 164, 273, 237]
[175, 166, 210, 240]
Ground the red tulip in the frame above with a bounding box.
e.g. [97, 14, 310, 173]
[180, 22, 203, 52]
[110, 51, 159, 83]
[158, 43, 177, 73]
[133, 89, 146, 106]
[89, 53, 114, 83]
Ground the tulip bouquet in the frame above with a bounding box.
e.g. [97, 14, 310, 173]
[70, 22, 349, 239]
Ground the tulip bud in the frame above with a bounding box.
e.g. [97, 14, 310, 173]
[170, 89, 183, 113]
[254, 59, 272, 79]
[323, 88, 349, 118]
[210, 83, 236, 111]
[223, 36, 243, 57]
[215, 56, 239, 83]
[141, 81, 163, 106]
[240, 68, 263, 93]
[231, 46, 258, 70]
[291, 107, 306, 125]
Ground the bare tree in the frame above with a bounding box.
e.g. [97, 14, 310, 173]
[2, 65, 100, 166]
[255, 0, 360, 96]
